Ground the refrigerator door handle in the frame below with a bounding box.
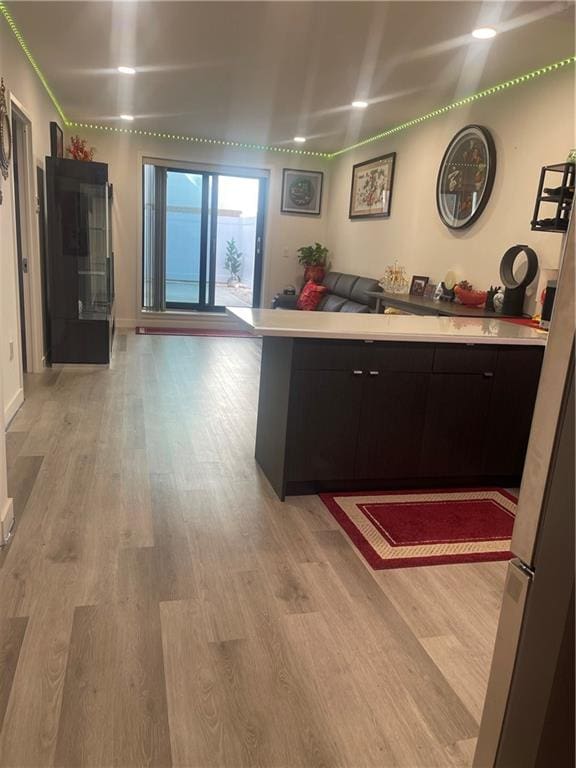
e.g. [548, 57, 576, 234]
[473, 559, 532, 768]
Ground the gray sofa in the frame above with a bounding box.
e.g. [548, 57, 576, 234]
[272, 271, 381, 313]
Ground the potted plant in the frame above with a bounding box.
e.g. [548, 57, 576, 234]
[297, 242, 329, 283]
[224, 238, 243, 285]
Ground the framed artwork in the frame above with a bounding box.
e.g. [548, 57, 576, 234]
[281, 169, 323, 215]
[436, 124, 496, 230]
[409, 275, 429, 297]
[50, 121, 64, 158]
[349, 152, 396, 219]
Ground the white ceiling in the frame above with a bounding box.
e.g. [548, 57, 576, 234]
[7, 1, 576, 152]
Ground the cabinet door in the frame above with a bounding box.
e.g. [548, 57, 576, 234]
[355, 372, 429, 480]
[419, 373, 493, 478]
[483, 348, 544, 477]
[287, 370, 363, 482]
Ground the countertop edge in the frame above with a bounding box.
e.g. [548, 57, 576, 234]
[226, 308, 547, 346]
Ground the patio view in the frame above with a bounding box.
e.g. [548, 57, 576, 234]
[165, 172, 259, 307]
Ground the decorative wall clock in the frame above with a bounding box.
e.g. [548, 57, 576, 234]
[0, 78, 12, 183]
[436, 125, 496, 229]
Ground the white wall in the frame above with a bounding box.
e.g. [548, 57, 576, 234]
[0, 20, 61, 421]
[71, 129, 329, 326]
[326, 66, 574, 311]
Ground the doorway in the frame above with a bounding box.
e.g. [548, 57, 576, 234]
[143, 162, 267, 312]
[10, 105, 36, 374]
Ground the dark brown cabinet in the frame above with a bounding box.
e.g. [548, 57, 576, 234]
[255, 337, 544, 499]
[355, 372, 429, 480]
[419, 373, 493, 477]
[288, 370, 363, 481]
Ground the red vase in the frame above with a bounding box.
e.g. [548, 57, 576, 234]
[304, 265, 325, 283]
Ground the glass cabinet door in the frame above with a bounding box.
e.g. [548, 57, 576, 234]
[77, 181, 110, 320]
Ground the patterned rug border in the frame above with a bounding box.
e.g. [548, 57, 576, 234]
[319, 487, 517, 570]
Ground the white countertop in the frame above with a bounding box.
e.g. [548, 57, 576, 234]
[227, 307, 547, 346]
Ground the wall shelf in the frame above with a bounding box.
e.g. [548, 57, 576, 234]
[531, 162, 575, 233]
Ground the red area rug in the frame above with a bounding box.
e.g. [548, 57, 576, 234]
[135, 327, 255, 338]
[320, 488, 517, 570]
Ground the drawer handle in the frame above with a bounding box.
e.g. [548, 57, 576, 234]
[368, 370, 380, 376]
[352, 370, 364, 376]
[483, 372, 494, 378]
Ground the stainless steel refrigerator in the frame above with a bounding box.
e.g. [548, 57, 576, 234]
[473, 216, 575, 766]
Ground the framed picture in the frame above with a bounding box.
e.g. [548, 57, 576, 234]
[436, 124, 496, 230]
[349, 152, 396, 219]
[281, 169, 323, 215]
[50, 121, 63, 158]
[409, 275, 429, 297]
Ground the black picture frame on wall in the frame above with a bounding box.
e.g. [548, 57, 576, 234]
[349, 152, 396, 219]
[436, 124, 496, 230]
[280, 169, 323, 215]
[50, 121, 63, 158]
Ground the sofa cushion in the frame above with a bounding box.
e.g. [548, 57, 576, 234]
[319, 294, 348, 312]
[322, 272, 342, 292]
[350, 276, 381, 305]
[297, 281, 328, 311]
[332, 273, 359, 299]
[340, 300, 371, 313]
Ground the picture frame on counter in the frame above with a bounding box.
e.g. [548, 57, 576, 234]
[349, 152, 396, 219]
[281, 169, 323, 215]
[409, 275, 429, 297]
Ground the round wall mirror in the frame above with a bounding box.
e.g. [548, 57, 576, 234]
[0, 78, 11, 182]
[436, 125, 496, 230]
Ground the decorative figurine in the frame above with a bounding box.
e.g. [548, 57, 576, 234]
[379, 261, 409, 294]
[493, 288, 505, 313]
[485, 285, 501, 313]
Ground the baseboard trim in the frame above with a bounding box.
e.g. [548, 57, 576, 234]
[0, 497, 14, 545]
[127, 313, 240, 331]
[4, 387, 24, 427]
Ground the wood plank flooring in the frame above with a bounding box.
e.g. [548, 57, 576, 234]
[0, 333, 506, 767]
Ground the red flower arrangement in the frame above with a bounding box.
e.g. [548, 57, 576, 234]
[66, 135, 95, 161]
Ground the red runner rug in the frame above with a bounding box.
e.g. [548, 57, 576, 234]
[320, 488, 517, 570]
[135, 327, 255, 338]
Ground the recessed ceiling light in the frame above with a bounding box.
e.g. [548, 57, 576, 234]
[117, 66, 136, 75]
[120, 114, 134, 121]
[293, 136, 306, 143]
[352, 100, 368, 109]
[472, 27, 497, 39]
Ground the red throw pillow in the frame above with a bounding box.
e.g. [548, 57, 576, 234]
[297, 280, 328, 311]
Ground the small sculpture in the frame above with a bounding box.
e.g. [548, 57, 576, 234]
[485, 286, 501, 313]
[493, 288, 505, 313]
[379, 261, 409, 294]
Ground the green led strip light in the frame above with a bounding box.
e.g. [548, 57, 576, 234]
[0, 1, 68, 125]
[1, 0, 573, 159]
[67, 121, 331, 158]
[330, 56, 576, 158]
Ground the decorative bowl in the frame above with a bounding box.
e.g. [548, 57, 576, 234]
[454, 286, 487, 307]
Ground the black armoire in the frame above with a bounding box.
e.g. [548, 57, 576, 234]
[45, 157, 114, 364]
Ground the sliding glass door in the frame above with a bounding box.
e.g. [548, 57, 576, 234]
[143, 162, 267, 312]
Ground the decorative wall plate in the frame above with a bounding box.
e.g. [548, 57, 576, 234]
[0, 78, 11, 182]
[436, 125, 496, 229]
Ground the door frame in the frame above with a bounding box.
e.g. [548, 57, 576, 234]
[9, 96, 45, 375]
[139, 156, 269, 317]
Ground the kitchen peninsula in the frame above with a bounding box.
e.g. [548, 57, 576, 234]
[228, 308, 546, 500]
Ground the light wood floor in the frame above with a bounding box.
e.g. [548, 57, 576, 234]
[0, 333, 506, 768]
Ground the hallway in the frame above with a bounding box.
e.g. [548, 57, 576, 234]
[0, 334, 505, 768]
